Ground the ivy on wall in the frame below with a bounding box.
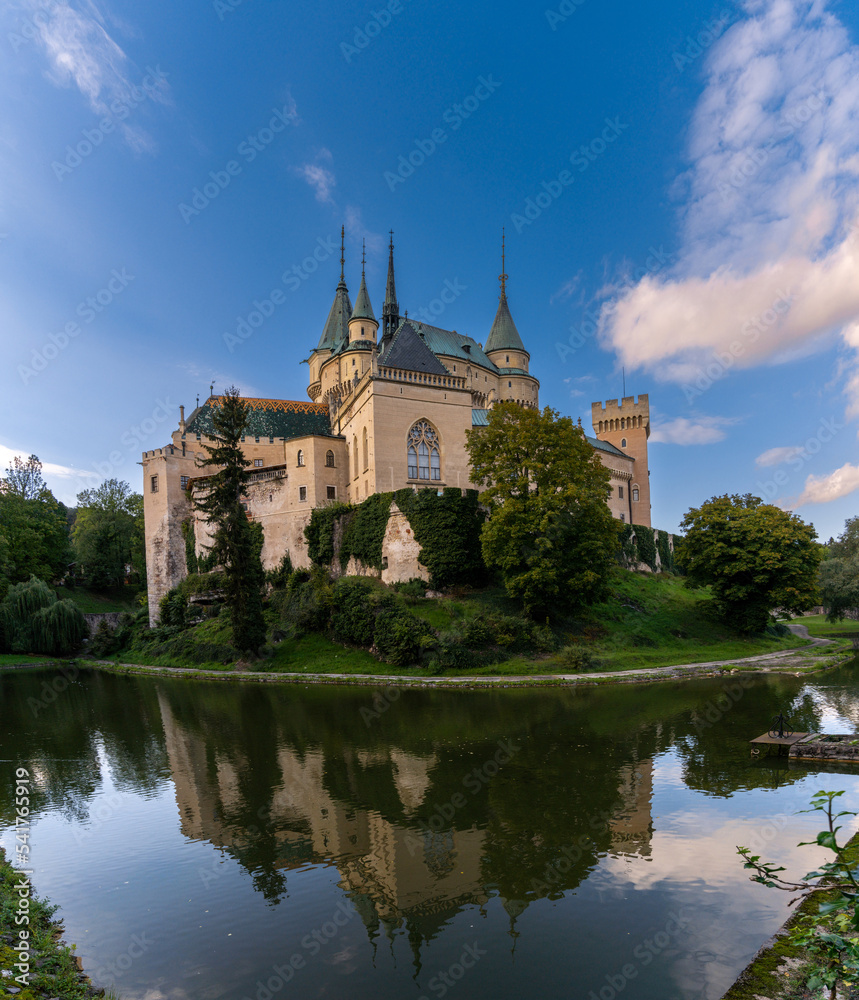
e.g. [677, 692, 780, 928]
[633, 525, 657, 570]
[617, 523, 675, 573]
[182, 519, 198, 574]
[393, 487, 485, 588]
[656, 530, 674, 573]
[305, 502, 351, 566]
[340, 492, 393, 570]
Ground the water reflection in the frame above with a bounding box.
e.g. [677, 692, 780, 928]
[1, 662, 858, 999]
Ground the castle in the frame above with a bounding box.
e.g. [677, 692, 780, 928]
[142, 233, 651, 619]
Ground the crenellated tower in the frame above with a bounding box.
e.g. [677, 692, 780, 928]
[591, 394, 651, 526]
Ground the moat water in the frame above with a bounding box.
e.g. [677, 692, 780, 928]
[3, 664, 859, 1000]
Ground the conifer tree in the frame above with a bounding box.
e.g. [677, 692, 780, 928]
[191, 388, 266, 654]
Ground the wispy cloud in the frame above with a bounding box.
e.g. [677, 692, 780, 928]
[756, 444, 805, 467]
[601, 0, 859, 414]
[345, 205, 384, 256]
[650, 415, 738, 445]
[296, 148, 336, 204]
[0, 444, 98, 484]
[791, 461, 859, 506]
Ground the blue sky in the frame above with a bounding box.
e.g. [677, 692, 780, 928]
[2, 0, 859, 540]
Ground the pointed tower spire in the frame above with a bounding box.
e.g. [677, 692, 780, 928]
[382, 229, 400, 340]
[316, 225, 351, 350]
[350, 238, 377, 332]
[485, 229, 527, 355]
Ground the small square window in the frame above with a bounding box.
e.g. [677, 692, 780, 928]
[327, 486, 336, 500]
[254, 459, 263, 468]
[150, 475, 158, 493]
[180, 475, 189, 490]
[299, 486, 307, 502]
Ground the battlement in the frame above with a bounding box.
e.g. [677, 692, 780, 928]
[591, 395, 650, 438]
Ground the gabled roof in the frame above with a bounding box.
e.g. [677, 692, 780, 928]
[586, 434, 629, 458]
[407, 321, 497, 370]
[317, 281, 352, 351]
[379, 322, 451, 375]
[186, 397, 333, 441]
[485, 294, 527, 355]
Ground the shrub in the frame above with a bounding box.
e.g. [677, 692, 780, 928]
[373, 609, 435, 667]
[0, 577, 87, 656]
[330, 578, 377, 646]
[558, 645, 601, 671]
[392, 578, 428, 600]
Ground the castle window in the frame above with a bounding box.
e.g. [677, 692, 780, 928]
[180, 476, 189, 491]
[254, 459, 263, 468]
[618, 486, 624, 500]
[325, 450, 335, 468]
[633, 487, 639, 502]
[297, 450, 304, 467]
[508, 381, 512, 387]
[506, 355, 509, 363]
[353, 358, 356, 366]
[621, 438, 627, 449]
[150, 475, 158, 493]
[407, 420, 441, 481]
[361, 326, 365, 336]
[255, 436, 260, 443]
[362, 427, 369, 472]
[299, 486, 307, 502]
[620, 512, 625, 522]
[327, 486, 336, 500]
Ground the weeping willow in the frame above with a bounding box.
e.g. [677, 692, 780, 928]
[0, 577, 87, 655]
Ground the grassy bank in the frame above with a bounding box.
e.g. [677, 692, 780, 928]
[59, 586, 140, 615]
[798, 613, 859, 638]
[0, 845, 112, 999]
[95, 570, 816, 677]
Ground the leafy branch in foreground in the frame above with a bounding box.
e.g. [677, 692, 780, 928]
[737, 790, 859, 999]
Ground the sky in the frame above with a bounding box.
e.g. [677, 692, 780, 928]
[1, 0, 859, 540]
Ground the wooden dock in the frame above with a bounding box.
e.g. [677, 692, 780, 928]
[749, 732, 810, 756]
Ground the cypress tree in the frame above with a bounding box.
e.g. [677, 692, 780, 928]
[191, 388, 266, 654]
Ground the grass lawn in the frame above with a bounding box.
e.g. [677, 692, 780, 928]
[0, 653, 62, 666]
[795, 613, 859, 637]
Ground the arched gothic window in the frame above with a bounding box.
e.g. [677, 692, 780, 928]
[407, 421, 441, 481]
[325, 450, 335, 468]
[297, 449, 304, 467]
[632, 486, 640, 503]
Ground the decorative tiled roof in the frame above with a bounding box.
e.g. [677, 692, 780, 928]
[185, 397, 334, 441]
[379, 322, 451, 375]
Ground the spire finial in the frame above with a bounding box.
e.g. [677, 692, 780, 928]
[389, 229, 394, 254]
[499, 227, 508, 300]
[362, 238, 366, 278]
[339, 225, 345, 283]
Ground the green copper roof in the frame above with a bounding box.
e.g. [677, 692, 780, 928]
[318, 281, 352, 351]
[586, 434, 628, 458]
[408, 321, 496, 370]
[485, 294, 527, 355]
[471, 409, 490, 426]
[186, 397, 334, 441]
[351, 274, 376, 323]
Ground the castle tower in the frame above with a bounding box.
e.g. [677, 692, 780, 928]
[349, 241, 379, 343]
[308, 227, 351, 400]
[591, 394, 651, 527]
[381, 231, 399, 344]
[484, 232, 539, 408]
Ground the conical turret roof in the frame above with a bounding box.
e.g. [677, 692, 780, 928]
[485, 294, 526, 354]
[317, 279, 352, 350]
[351, 273, 376, 323]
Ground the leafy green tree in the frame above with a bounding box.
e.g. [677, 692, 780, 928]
[72, 479, 144, 589]
[0, 576, 87, 656]
[679, 493, 819, 633]
[819, 518, 859, 621]
[0, 457, 70, 585]
[191, 387, 266, 654]
[465, 402, 617, 616]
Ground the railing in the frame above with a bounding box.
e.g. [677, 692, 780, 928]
[248, 468, 287, 483]
[378, 366, 466, 389]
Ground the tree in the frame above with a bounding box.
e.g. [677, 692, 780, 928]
[191, 387, 266, 654]
[465, 402, 618, 615]
[72, 479, 144, 589]
[679, 493, 819, 633]
[819, 516, 859, 621]
[0, 457, 70, 586]
[3, 454, 49, 499]
[0, 576, 87, 656]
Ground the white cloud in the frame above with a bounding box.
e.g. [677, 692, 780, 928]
[601, 0, 859, 414]
[791, 461, 859, 505]
[755, 444, 805, 466]
[650, 416, 738, 445]
[0, 444, 99, 497]
[297, 163, 336, 205]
